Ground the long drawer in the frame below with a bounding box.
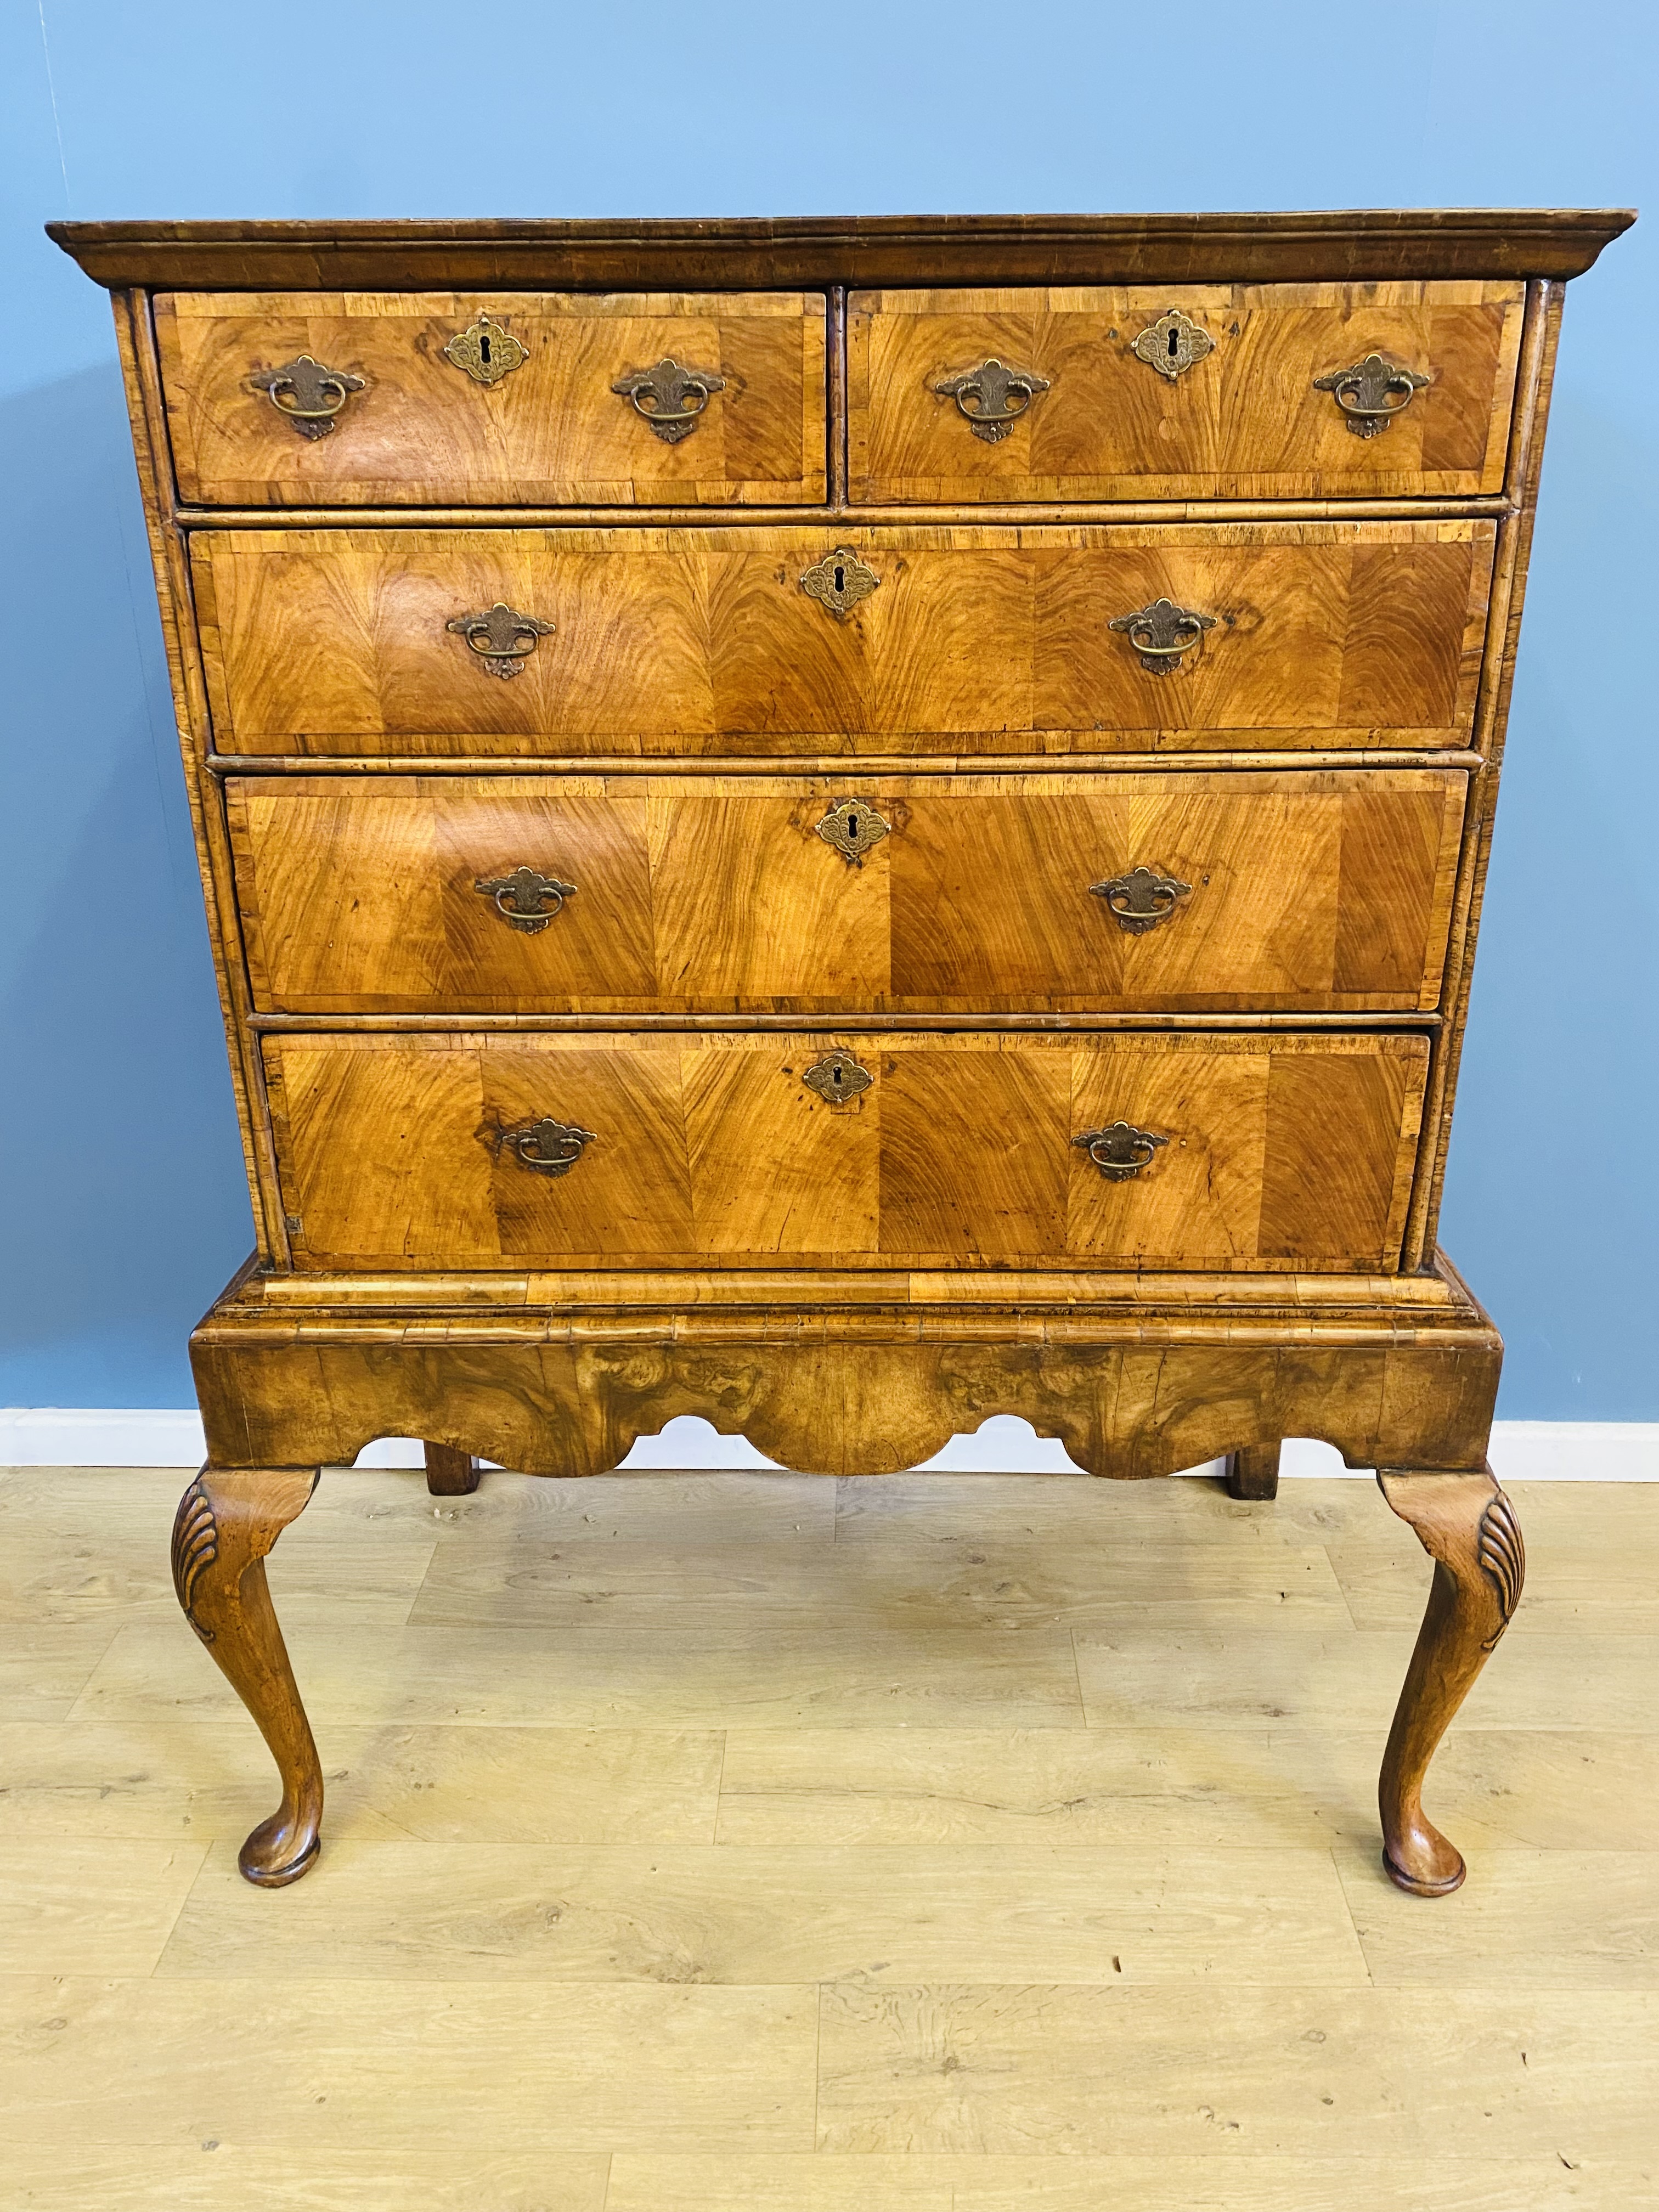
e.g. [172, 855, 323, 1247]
[194, 522, 1494, 757]
[262, 1030, 1429, 1274]
[849, 281, 1525, 502]
[155, 290, 828, 506]
[228, 769, 1466, 1015]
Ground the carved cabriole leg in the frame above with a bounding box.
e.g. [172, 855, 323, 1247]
[1223, 1442, 1281, 1499]
[171, 1464, 323, 1887]
[424, 1442, 482, 1496]
[1376, 1467, 1525, 1897]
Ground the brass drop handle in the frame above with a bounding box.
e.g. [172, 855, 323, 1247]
[1313, 352, 1430, 438]
[473, 866, 577, 934]
[1091, 865, 1192, 935]
[1072, 1121, 1169, 1182]
[933, 358, 1050, 443]
[251, 355, 366, 440]
[611, 357, 726, 444]
[446, 602, 555, 679]
[498, 1115, 596, 1178]
[1108, 597, 1216, 673]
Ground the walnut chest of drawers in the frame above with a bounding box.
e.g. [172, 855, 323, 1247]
[54, 208, 1631, 1895]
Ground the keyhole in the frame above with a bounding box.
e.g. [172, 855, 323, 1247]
[834, 565, 846, 593]
[833, 1065, 844, 1088]
[847, 811, 859, 837]
[1167, 327, 1180, 359]
[480, 332, 492, 366]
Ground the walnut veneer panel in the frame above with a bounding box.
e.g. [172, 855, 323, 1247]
[193, 522, 1493, 756]
[261, 1030, 1427, 1274]
[156, 291, 826, 506]
[228, 769, 1466, 1015]
[850, 283, 1525, 502]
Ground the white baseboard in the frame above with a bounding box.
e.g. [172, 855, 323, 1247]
[2, 1406, 1656, 1479]
[0, 1408, 211, 1467]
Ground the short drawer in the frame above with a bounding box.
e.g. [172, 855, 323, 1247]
[195, 521, 1493, 757]
[262, 1029, 1429, 1273]
[155, 291, 827, 506]
[228, 769, 1466, 1015]
[849, 282, 1525, 502]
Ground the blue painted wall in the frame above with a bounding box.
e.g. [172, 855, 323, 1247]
[2, 0, 1653, 1414]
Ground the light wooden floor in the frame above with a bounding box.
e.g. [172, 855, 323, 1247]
[1, 1464, 1655, 2209]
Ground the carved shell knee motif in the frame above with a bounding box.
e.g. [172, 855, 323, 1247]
[172, 1476, 219, 1643]
[1477, 1489, 1525, 1649]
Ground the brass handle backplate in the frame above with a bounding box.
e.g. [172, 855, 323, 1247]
[1091, 865, 1192, 935]
[933, 357, 1050, 442]
[799, 546, 880, 619]
[443, 314, 530, 386]
[1313, 352, 1430, 438]
[473, 866, 577, 933]
[1108, 597, 1216, 673]
[446, 601, 555, 679]
[816, 798, 891, 866]
[1072, 1121, 1169, 1182]
[251, 354, 366, 439]
[1130, 309, 1214, 381]
[802, 1048, 872, 1104]
[611, 357, 726, 444]
[498, 1115, 596, 1178]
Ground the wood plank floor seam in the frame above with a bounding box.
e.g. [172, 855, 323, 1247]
[1323, 1536, 1368, 1634]
[1329, 1839, 1378, 1991]
[711, 1729, 730, 1846]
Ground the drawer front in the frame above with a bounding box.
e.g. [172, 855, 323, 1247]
[849, 282, 1525, 502]
[229, 770, 1466, 1015]
[195, 522, 1493, 757]
[263, 1031, 1428, 1273]
[156, 291, 827, 506]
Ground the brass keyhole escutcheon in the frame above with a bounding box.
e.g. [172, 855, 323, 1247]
[1091, 864, 1192, 935]
[799, 546, 880, 619]
[1130, 309, 1214, 381]
[443, 314, 530, 387]
[250, 354, 366, 439]
[816, 798, 891, 866]
[802, 1049, 873, 1104]
[1072, 1121, 1169, 1181]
